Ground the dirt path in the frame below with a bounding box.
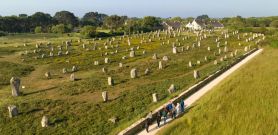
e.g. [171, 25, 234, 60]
[135, 49, 264, 135]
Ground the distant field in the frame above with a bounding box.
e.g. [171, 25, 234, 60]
[0, 30, 264, 134]
[157, 46, 278, 135]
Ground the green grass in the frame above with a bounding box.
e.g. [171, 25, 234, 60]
[157, 47, 278, 135]
[0, 30, 265, 135]
[0, 61, 34, 86]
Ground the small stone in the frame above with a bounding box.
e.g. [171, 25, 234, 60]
[45, 72, 51, 79]
[152, 53, 158, 60]
[144, 68, 150, 75]
[162, 56, 169, 61]
[8, 105, 18, 118]
[70, 73, 75, 81]
[194, 70, 200, 79]
[102, 91, 108, 102]
[168, 84, 175, 94]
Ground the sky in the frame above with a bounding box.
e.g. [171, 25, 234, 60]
[0, 0, 277, 18]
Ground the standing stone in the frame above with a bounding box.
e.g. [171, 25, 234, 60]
[41, 116, 49, 128]
[152, 53, 158, 60]
[8, 105, 18, 118]
[108, 77, 114, 86]
[45, 72, 51, 79]
[130, 68, 137, 79]
[152, 93, 158, 102]
[173, 47, 177, 54]
[129, 51, 135, 58]
[197, 60, 201, 65]
[72, 66, 77, 72]
[10, 77, 20, 97]
[102, 67, 108, 73]
[214, 60, 218, 65]
[119, 63, 123, 68]
[158, 61, 163, 69]
[162, 56, 169, 61]
[62, 68, 67, 74]
[244, 46, 248, 52]
[168, 84, 175, 93]
[104, 58, 110, 64]
[194, 70, 200, 79]
[204, 56, 208, 61]
[70, 73, 75, 81]
[188, 61, 192, 67]
[102, 91, 108, 102]
[94, 61, 99, 65]
[144, 68, 150, 75]
[207, 47, 211, 51]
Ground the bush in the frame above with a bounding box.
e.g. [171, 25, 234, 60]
[80, 25, 96, 38]
[34, 26, 42, 33]
[270, 20, 278, 28]
[51, 24, 67, 33]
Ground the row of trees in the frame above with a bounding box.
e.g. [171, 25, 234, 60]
[0, 11, 164, 34]
[1, 11, 278, 37]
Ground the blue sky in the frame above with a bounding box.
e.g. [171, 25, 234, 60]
[0, 0, 277, 18]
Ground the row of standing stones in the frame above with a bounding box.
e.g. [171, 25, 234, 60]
[8, 29, 265, 126]
[9, 77, 49, 127]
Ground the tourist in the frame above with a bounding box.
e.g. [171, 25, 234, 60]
[145, 119, 149, 133]
[180, 99, 185, 113]
[171, 102, 176, 119]
[162, 106, 168, 125]
[156, 111, 162, 128]
[145, 111, 152, 133]
[176, 102, 181, 116]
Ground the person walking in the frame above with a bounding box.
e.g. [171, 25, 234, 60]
[156, 111, 162, 128]
[171, 102, 176, 119]
[145, 111, 152, 133]
[180, 99, 185, 113]
[162, 106, 168, 125]
[176, 102, 181, 116]
[145, 119, 149, 133]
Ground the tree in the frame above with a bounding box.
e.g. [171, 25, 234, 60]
[141, 16, 162, 32]
[51, 24, 67, 33]
[30, 12, 53, 30]
[54, 11, 79, 27]
[270, 20, 278, 28]
[34, 26, 42, 33]
[80, 25, 96, 37]
[81, 12, 107, 27]
[104, 15, 126, 31]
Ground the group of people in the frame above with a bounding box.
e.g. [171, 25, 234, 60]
[145, 99, 185, 133]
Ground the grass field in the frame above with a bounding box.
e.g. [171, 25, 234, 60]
[0, 30, 265, 134]
[157, 45, 278, 135]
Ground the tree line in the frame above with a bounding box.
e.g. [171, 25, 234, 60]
[1, 11, 278, 37]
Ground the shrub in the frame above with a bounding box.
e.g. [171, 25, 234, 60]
[34, 26, 42, 33]
[80, 25, 96, 38]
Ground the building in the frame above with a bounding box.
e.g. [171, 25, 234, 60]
[186, 19, 224, 30]
[162, 21, 182, 31]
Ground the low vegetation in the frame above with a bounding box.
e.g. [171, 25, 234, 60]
[157, 46, 278, 135]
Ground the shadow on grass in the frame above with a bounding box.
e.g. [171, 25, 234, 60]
[23, 86, 57, 96]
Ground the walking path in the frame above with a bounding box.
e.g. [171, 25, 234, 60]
[137, 49, 263, 135]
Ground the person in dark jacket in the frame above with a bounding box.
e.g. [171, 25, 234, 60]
[180, 99, 185, 113]
[156, 111, 162, 128]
